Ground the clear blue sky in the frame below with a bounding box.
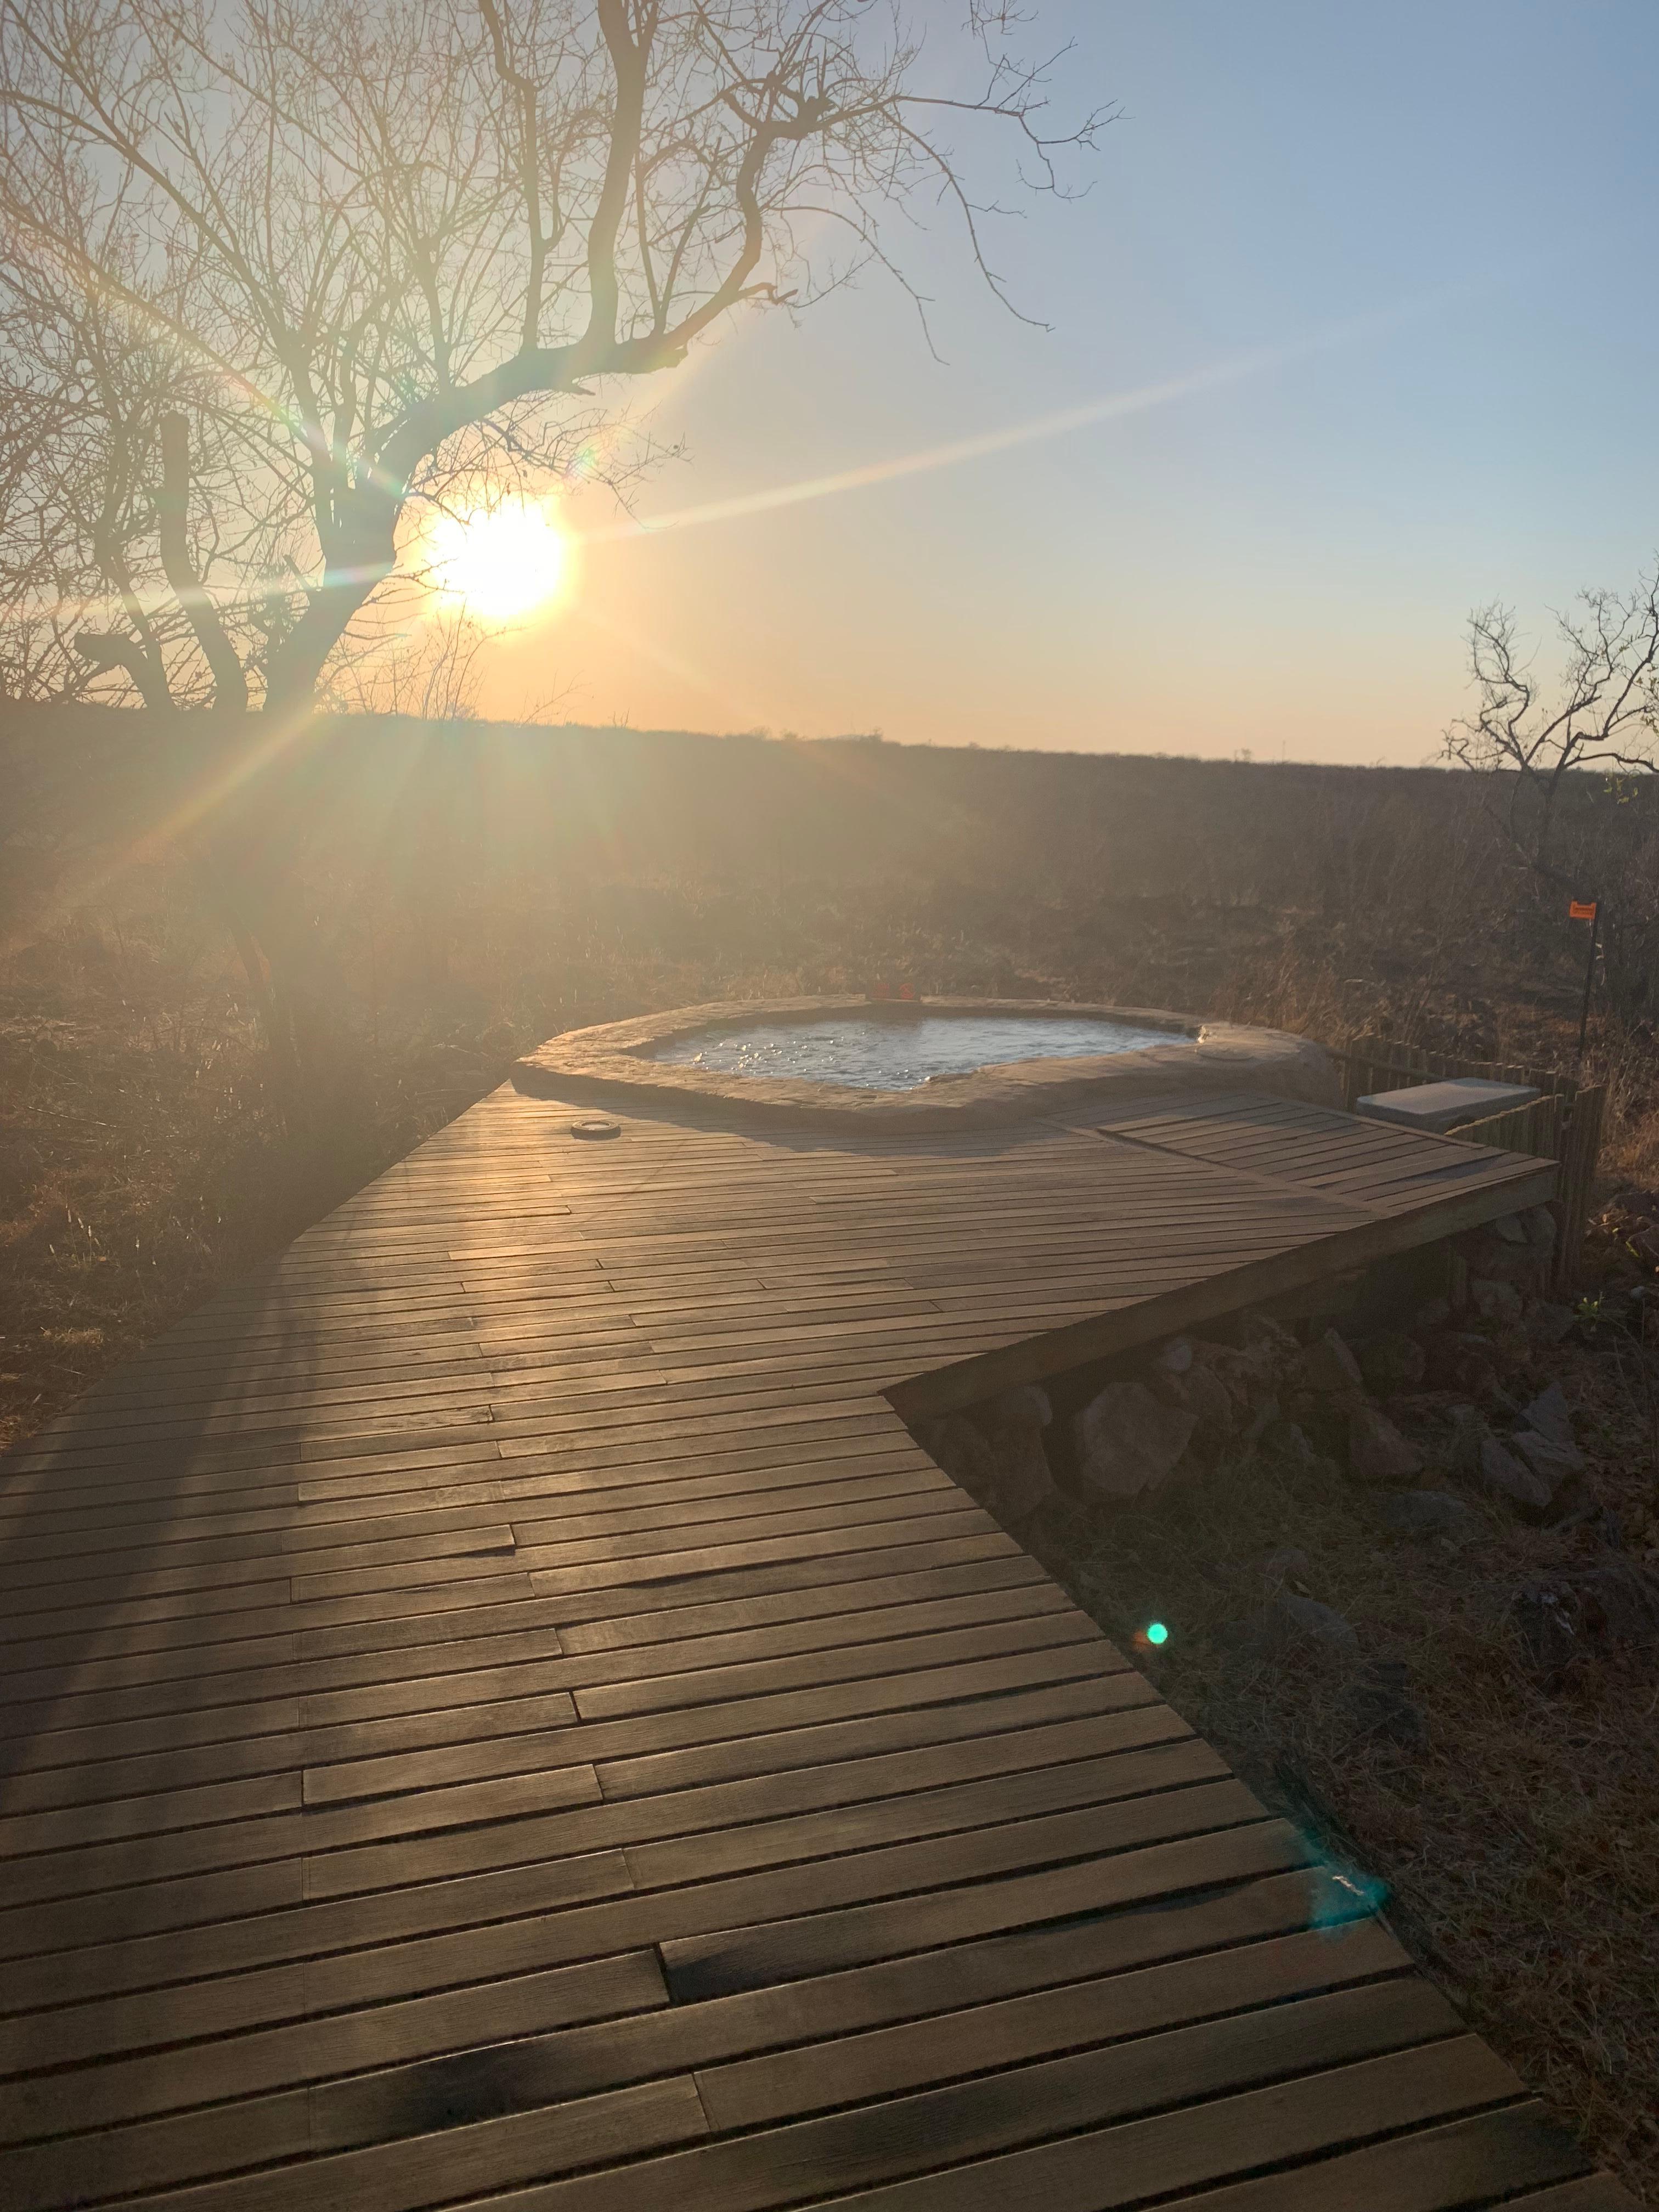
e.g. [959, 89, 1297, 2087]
[488, 1, 1659, 762]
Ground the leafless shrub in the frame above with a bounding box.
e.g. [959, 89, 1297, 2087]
[1445, 571, 1659, 1026]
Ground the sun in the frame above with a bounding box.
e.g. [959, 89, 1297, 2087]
[424, 499, 570, 622]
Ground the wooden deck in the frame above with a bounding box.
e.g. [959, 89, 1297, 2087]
[0, 1084, 1637, 2210]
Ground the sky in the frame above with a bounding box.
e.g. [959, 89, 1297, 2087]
[471, 1, 1659, 763]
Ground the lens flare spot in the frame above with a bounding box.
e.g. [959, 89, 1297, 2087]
[1310, 1861, 1390, 1931]
[425, 500, 569, 622]
[1145, 1620, 1169, 1645]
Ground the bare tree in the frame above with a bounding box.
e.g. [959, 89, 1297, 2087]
[325, 607, 490, 722]
[0, 0, 1107, 718]
[1444, 569, 1659, 1024]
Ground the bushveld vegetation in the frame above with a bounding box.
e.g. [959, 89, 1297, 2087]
[8, 708, 1659, 1452]
[6, 709, 1659, 2197]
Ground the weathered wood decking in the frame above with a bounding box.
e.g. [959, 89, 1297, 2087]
[0, 1086, 1638, 2209]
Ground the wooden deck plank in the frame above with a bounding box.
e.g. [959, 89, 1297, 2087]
[693, 1923, 1419, 2131]
[1, 1709, 1181, 1999]
[419, 1995, 1482, 2212]
[0, 1920, 1412, 2211]
[0, 1811, 1289, 2137]
[299, 1639, 1134, 1808]
[740, 2052, 1557, 2212]
[0, 1079, 1614, 2210]
[304, 1688, 1187, 1904]
[1154, 2109, 1613, 2209]
[5, 2076, 708, 2212]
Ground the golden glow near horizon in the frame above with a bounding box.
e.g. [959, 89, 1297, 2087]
[425, 499, 570, 623]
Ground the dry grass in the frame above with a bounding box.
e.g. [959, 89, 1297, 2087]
[1013, 1329, 1659, 2203]
[0, 924, 490, 1452]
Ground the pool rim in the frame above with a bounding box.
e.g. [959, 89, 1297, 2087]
[512, 996, 1340, 1131]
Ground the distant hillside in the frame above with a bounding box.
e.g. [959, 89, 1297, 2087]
[2, 703, 1508, 919]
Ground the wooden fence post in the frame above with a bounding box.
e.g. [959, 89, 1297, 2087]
[1338, 1037, 1603, 1296]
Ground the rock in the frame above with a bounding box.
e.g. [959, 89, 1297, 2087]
[1576, 1556, 1659, 1647]
[1188, 1338, 1233, 1366]
[1477, 1435, 1553, 1516]
[923, 1413, 1001, 1497]
[1156, 1337, 1194, 1375]
[1461, 1227, 1546, 1291]
[1446, 1402, 1489, 1473]
[1471, 1279, 1525, 1325]
[1378, 1489, 1480, 1537]
[1219, 1587, 1359, 1661]
[1414, 1297, 1453, 1331]
[1386, 1389, 1447, 1418]
[1305, 1329, 1364, 1396]
[1210, 1316, 1304, 1405]
[1523, 1205, 1559, 1254]
[1145, 1364, 1190, 1409]
[978, 1390, 1060, 1523]
[1347, 1403, 1425, 1483]
[1527, 1302, 1577, 1346]
[1510, 1428, 1584, 1489]
[1242, 1393, 1282, 1448]
[1520, 1382, 1573, 1447]
[1283, 1384, 1324, 1423]
[1189, 1339, 1279, 1422]
[1260, 1544, 1312, 1587]
[1073, 1380, 1198, 1505]
[1425, 1329, 1494, 1386]
[1494, 1212, 1529, 1245]
[990, 1447, 1059, 1523]
[1452, 1345, 1504, 1404]
[1359, 1333, 1427, 1397]
[1261, 1418, 1323, 1472]
[1420, 1331, 1458, 1387]
[1494, 1256, 1547, 1296]
[1268, 1592, 1359, 1651]
[979, 1384, 1052, 1444]
[1240, 1311, 1299, 1359]
[1177, 1361, 1236, 1434]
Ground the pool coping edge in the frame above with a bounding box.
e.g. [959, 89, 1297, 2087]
[512, 996, 1341, 1130]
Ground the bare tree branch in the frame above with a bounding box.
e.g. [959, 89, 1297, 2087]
[0, 0, 1107, 714]
[157, 412, 249, 710]
[1444, 565, 1659, 1023]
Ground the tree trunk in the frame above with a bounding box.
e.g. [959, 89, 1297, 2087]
[157, 416, 250, 714]
[263, 495, 400, 717]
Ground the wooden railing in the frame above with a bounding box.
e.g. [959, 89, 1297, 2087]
[1337, 1035, 1605, 1294]
[1444, 1092, 1565, 1161]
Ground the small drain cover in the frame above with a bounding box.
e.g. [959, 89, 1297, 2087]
[570, 1116, 622, 1140]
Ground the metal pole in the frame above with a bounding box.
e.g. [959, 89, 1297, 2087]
[1576, 907, 1600, 1067]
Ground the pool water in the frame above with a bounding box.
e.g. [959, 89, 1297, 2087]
[645, 1013, 1184, 1091]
